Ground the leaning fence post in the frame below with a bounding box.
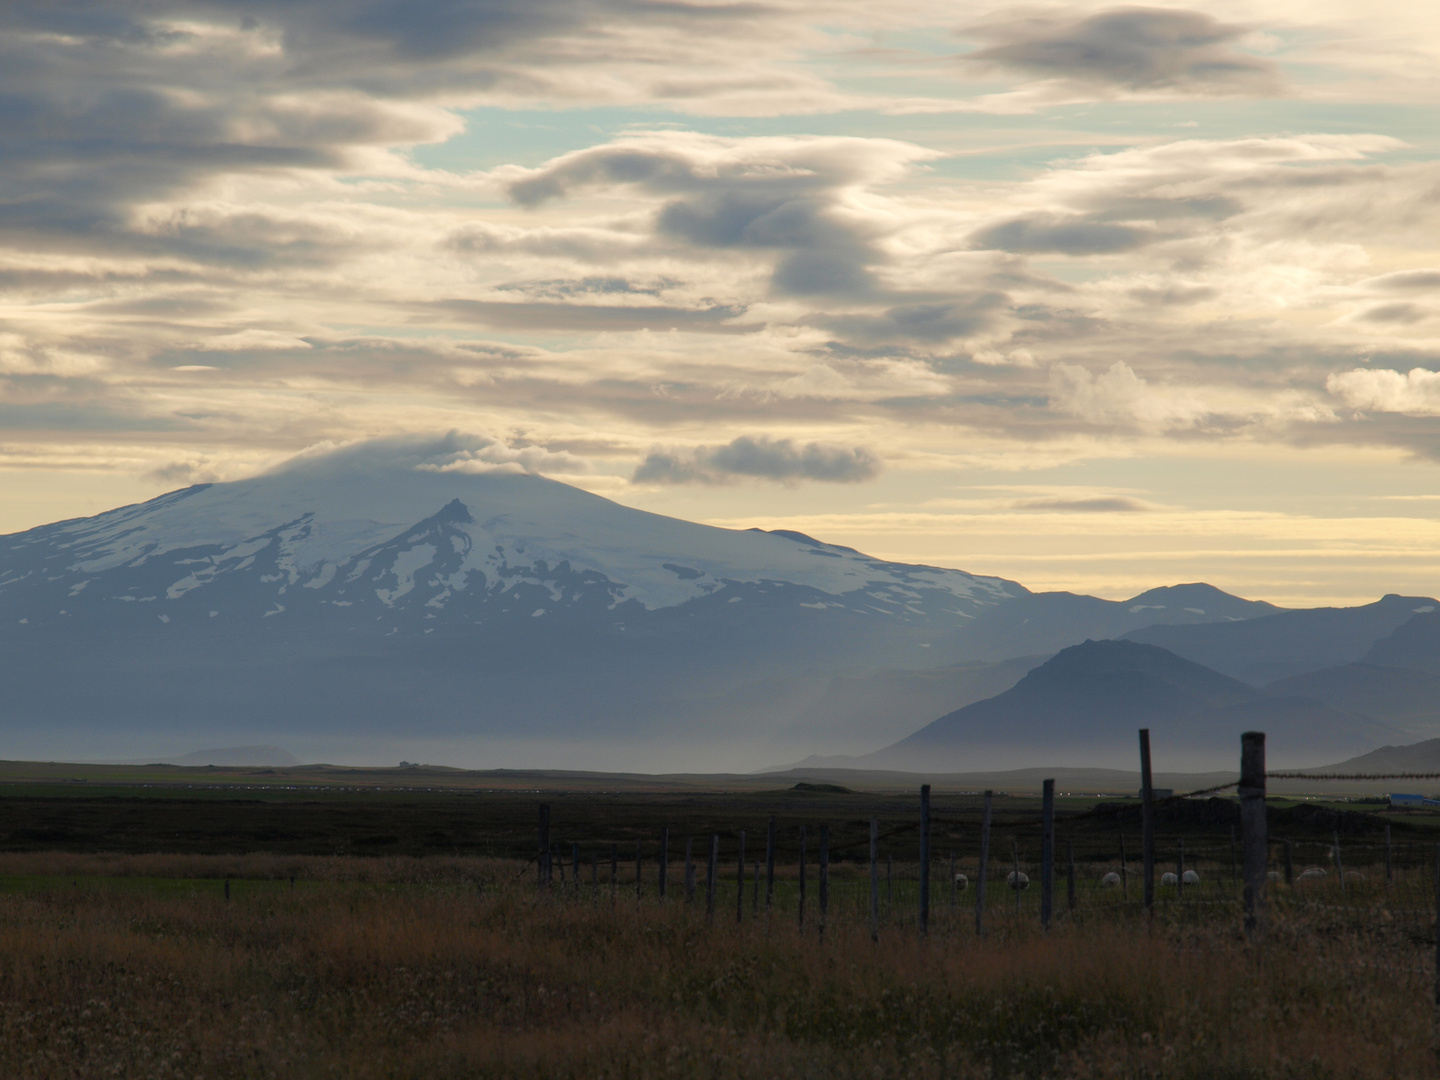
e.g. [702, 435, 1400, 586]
[706, 835, 719, 918]
[1334, 830, 1345, 896]
[1139, 729, 1155, 915]
[1067, 838, 1077, 913]
[798, 825, 807, 930]
[659, 828, 669, 900]
[1041, 778, 1055, 930]
[766, 815, 776, 910]
[737, 829, 746, 923]
[919, 784, 931, 935]
[1240, 731, 1267, 938]
[538, 803, 551, 888]
[976, 790, 992, 937]
[869, 817, 880, 942]
[819, 824, 829, 942]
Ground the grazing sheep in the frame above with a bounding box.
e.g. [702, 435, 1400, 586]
[1344, 870, 1365, 883]
[1161, 871, 1178, 886]
[1297, 867, 1326, 881]
[1006, 870, 1029, 890]
[1101, 871, 1121, 886]
[1182, 870, 1200, 885]
[1266, 870, 1281, 882]
[953, 873, 968, 890]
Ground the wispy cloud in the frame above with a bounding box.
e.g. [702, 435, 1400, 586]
[633, 436, 882, 485]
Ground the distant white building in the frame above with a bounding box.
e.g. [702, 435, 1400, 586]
[1389, 793, 1440, 808]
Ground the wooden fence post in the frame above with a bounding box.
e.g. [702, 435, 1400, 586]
[737, 830, 746, 923]
[766, 815, 776, 911]
[1067, 838, 1077, 913]
[1177, 839, 1185, 900]
[706, 834, 718, 918]
[592, 850, 598, 902]
[1229, 825, 1237, 887]
[659, 828, 669, 900]
[1012, 837, 1021, 916]
[1041, 778, 1055, 930]
[869, 817, 879, 943]
[1385, 825, 1393, 884]
[611, 842, 618, 903]
[819, 824, 829, 942]
[1139, 729, 1155, 915]
[1334, 830, 1345, 896]
[886, 853, 892, 914]
[919, 784, 931, 935]
[1283, 838, 1293, 886]
[635, 841, 642, 901]
[976, 790, 992, 937]
[538, 804, 551, 888]
[1240, 731, 1267, 938]
[1119, 833, 1128, 900]
[1432, 842, 1439, 1062]
[573, 843, 580, 892]
[752, 860, 759, 915]
[949, 853, 957, 915]
[798, 825, 807, 930]
[684, 838, 695, 903]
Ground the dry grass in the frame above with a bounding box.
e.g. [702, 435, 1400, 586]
[0, 854, 1435, 1079]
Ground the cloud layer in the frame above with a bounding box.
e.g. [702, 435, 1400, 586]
[3, 0, 1440, 605]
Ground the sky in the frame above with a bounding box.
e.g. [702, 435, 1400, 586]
[4, 1, 1440, 608]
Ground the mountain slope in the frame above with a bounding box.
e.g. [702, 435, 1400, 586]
[930, 583, 1280, 662]
[863, 639, 1402, 771]
[1262, 663, 1440, 737]
[0, 437, 1025, 769]
[1364, 612, 1440, 674]
[1123, 595, 1439, 685]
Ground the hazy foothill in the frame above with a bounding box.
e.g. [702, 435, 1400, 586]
[7, 0, 1440, 1076]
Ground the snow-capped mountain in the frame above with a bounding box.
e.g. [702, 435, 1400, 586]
[0, 437, 1023, 768]
[1, 442, 1015, 632]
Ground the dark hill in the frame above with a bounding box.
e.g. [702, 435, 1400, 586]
[863, 639, 1402, 772]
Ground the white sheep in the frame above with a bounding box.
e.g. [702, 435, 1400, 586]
[1298, 867, 1326, 881]
[953, 873, 968, 890]
[1101, 871, 1121, 886]
[1266, 870, 1281, 882]
[1181, 870, 1200, 886]
[1007, 870, 1029, 890]
[1161, 871, 1178, 886]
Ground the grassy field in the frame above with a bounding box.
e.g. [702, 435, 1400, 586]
[0, 850, 1436, 1079]
[1, 775, 1437, 1077]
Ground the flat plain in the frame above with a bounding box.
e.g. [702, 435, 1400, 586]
[1, 763, 1437, 1078]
